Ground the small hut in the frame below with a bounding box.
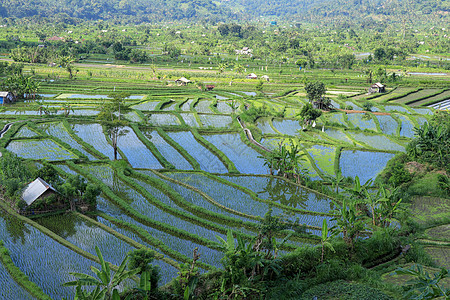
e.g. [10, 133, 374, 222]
[175, 77, 191, 86]
[246, 73, 258, 79]
[0, 92, 15, 105]
[205, 85, 215, 91]
[261, 75, 270, 82]
[368, 83, 386, 93]
[22, 178, 58, 206]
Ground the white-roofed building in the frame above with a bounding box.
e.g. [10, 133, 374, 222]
[22, 178, 58, 206]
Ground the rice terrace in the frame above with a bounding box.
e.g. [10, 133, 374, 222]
[0, 13, 449, 300]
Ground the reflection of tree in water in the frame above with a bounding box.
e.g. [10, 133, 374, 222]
[34, 213, 78, 239]
[259, 177, 310, 209]
[111, 168, 130, 203]
[3, 214, 31, 244]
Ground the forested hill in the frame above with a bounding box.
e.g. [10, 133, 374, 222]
[0, 0, 240, 22]
[0, 0, 448, 24]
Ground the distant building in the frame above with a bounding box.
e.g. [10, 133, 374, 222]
[205, 85, 215, 91]
[47, 36, 64, 41]
[175, 77, 191, 86]
[246, 73, 258, 79]
[235, 47, 253, 55]
[261, 75, 270, 82]
[22, 178, 58, 206]
[0, 92, 15, 105]
[368, 82, 386, 93]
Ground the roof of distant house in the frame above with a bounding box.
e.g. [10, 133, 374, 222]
[176, 77, 191, 83]
[22, 178, 57, 206]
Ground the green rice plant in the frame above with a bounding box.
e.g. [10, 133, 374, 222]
[63, 120, 108, 159]
[179, 113, 200, 127]
[257, 117, 277, 134]
[156, 128, 200, 170]
[37, 122, 96, 160]
[305, 144, 336, 177]
[147, 113, 181, 126]
[166, 131, 227, 173]
[339, 150, 395, 184]
[72, 163, 229, 251]
[114, 126, 163, 169]
[193, 100, 213, 113]
[6, 139, 78, 161]
[131, 125, 174, 169]
[347, 113, 377, 131]
[72, 123, 120, 160]
[0, 203, 122, 299]
[198, 115, 233, 128]
[12, 126, 40, 138]
[221, 175, 333, 214]
[96, 213, 215, 271]
[347, 132, 405, 152]
[0, 241, 51, 300]
[202, 133, 267, 174]
[131, 101, 160, 111]
[191, 130, 238, 173]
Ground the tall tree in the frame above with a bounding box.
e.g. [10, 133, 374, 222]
[97, 92, 131, 160]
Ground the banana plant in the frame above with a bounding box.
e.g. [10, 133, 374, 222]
[320, 219, 335, 263]
[63, 246, 139, 300]
[395, 264, 449, 299]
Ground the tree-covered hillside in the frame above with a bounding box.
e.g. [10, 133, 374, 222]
[0, 0, 448, 24]
[0, 0, 239, 22]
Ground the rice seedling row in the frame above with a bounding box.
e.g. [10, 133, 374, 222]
[0, 253, 35, 300]
[97, 213, 222, 270]
[35, 214, 138, 267]
[347, 132, 405, 152]
[203, 133, 268, 174]
[198, 114, 233, 128]
[117, 127, 163, 169]
[346, 113, 377, 131]
[396, 114, 415, 138]
[0, 214, 104, 299]
[257, 118, 278, 135]
[6, 139, 78, 161]
[163, 172, 331, 227]
[80, 164, 226, 244]
[179, 113, 200, 127]
[166, 131, 228, 173]
[131, 101, 160, 111]
[147, 171, 259, 223]
[271, 119, 302, 136]
[73, 123, 120, 160]
[194, 100, 213, 113]
[38, 122, 97, 160]
[339, 150, 395, 184]
[220, 176, 333, 213]
[13, 126, 40, 138]
[141, 130, 193, 170]
[303, 145, 336, 176]
[147, 113, 181, 126]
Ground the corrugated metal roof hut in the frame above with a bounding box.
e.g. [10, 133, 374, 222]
[0, 92, 15, 105]
[22, 178, 58, 206]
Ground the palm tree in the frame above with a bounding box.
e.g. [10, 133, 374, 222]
[59, 55, 76, 79]
[218, 62, 228, 74]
